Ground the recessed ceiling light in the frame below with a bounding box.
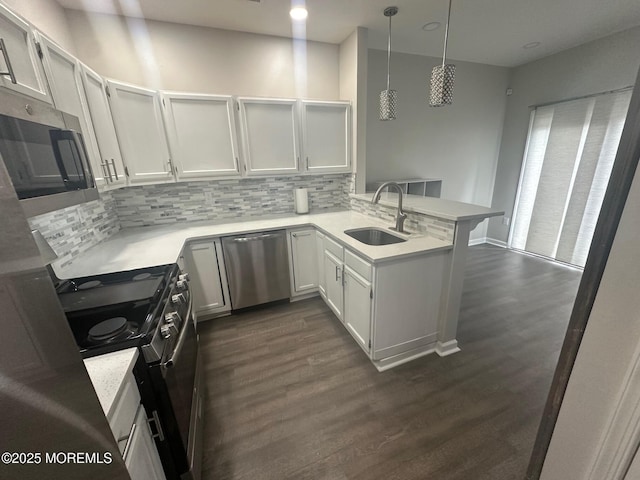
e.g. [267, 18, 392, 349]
[523, 41, 541, 49]
[290, 7, 308, 21]
[422, 21, 441, 31]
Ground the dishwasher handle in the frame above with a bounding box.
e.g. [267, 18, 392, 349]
[232, 233, 280, 242]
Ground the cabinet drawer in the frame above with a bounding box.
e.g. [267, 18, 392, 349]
[108, 372, 141, 454]
[324, 235, 344, 260]
[345, 250, 372, 281]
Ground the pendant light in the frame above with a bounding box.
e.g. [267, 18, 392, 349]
[429, 0, 455, 107]
[379, 6, 398, 121]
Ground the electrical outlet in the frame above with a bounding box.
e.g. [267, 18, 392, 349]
[204, 191, 213, 204]
[502, 216, 510, 226]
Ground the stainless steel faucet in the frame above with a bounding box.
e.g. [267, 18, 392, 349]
[371, 181, 408, 233]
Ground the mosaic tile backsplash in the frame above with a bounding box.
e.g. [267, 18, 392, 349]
[28, 192, 120, 269]
[113, 174, 354, 228]
[349, 195, 455, 243]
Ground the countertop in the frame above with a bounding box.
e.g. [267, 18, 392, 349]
[55, 210, 456, 278]
[353, 192, 504, 222]
[83, 348, 139, 419]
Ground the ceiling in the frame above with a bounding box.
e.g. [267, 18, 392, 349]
[55, 0, 640, 67]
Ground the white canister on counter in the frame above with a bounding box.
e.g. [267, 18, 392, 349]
[294, 188, 309, 214]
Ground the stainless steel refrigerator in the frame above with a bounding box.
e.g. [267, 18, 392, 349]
[0, 161, 130, 478]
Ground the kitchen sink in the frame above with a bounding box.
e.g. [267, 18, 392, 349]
[344, 227, 407, 246]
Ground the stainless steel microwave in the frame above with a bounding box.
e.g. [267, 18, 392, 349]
[0, 89, 98, 218]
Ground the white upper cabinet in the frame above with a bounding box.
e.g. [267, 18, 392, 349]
[106, 80, 173, 185]
[237, 97, 300, 176]
[36, 33, 108, 188]
[301, 100, 351, 173]
[161, 92, 240, 179]
[80, 65, 127, 188]
[0, 4, 50, 103]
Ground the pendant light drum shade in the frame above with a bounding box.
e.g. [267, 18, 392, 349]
[380, 6, 398, 121]
[429, 0, 456, 107]
[380, 89, 398, 120]
[430, 64, 455, 106]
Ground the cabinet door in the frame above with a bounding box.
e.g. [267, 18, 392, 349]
[162, 92, 240, 179]
[324, 250, 344, 321]
[301, 101, 350, 173]
[289, 229, 318, 294]
[106, 80, 173, 185]
[36, 34, 107, 188]
[124, 406, 166, 480]
[80, 65, 127, 188]
[238, 97, 300, 175]
[344, 266, 372, 353]
[316, 231, 326, 299]
[0, 4, 50, 103]
[185, 239, 230, 318]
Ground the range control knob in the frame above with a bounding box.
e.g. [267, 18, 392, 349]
[160, 324, 172, 339]
[165, 312, 179, 325]
[171, 293, 186, 305]
[176, 280, 187, 290]
[178, 273, 190, 282]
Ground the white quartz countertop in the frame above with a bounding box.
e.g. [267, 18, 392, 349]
[83, 348, 138, 419]
[55, 210, 456, 278]
[354, 192, 504, 221]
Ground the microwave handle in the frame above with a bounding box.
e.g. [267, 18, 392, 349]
[49, 129, 91, 187]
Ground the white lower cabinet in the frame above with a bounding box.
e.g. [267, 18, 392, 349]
[316, 231, 326, 299]
[324, 250, 344, 321]
[315, 230, 448, 371]
[288, 229, 318, 296]
[124, 405, 167, 480]
[343, 265, 372, 353]
[183, 239, 231, 320]
[110, 373, 165, 480]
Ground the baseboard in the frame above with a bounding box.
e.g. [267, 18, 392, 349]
[435, 340, 461, 357]
[372, 343, 437, 372]
[468, 237, 487, 246]
[486, 237, 508, 248]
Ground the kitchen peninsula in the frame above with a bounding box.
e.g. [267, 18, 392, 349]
[54, 196, 502, 371]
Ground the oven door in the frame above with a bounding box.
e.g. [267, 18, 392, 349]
[161, 297, 199, 472]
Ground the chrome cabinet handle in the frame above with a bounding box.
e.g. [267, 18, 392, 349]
[0, 38, 17, 84]
[109, 159, 119, 180]
[101, 161, 111, 182]
[292, 232, 311, 238]
[335, 265, 340, 282]
[104, 160, 115, 182]
[119, 421, 137, 460]
[306, 157, 309, 170]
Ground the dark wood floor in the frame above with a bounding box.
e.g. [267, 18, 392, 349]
[198, 245, 582, 480]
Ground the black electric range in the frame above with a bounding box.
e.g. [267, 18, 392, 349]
[56, 264, 176, 358]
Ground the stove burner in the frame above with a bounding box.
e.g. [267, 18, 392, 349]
[78, 280, 102, 290]
[133, 273, 152, 281]
[88, 317, 130, 342]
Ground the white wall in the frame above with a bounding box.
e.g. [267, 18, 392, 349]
[65, 10, 340, 99]
[340, 27, 368, 193]
[488, 26, 640, 244]
[1, 0, 75, 53]
[366, 49, 509, 240]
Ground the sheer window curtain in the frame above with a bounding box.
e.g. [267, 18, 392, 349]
[510, 89, 632, 267]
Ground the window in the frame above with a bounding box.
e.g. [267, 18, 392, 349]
[510, 89, 632, 267]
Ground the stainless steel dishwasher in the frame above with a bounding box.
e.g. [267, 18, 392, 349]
[221, 230, 291, 310]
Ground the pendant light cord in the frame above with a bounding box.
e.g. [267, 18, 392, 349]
[386, 12, 392, 91]
[441, 0, 453, 68]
